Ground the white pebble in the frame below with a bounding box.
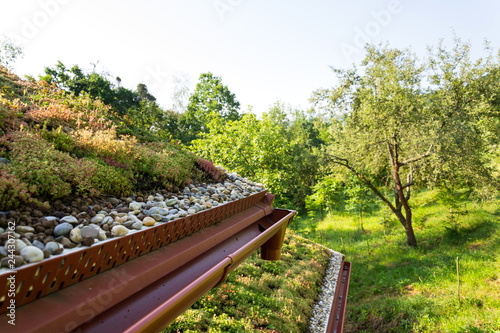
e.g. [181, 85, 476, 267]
[20, 246, 44, 263]
[111, 225, 129, 237]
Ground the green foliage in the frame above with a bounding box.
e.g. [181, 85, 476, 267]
[0, 64, 213, 209]
[0, 165, 48, 210]
[41, 126, 79, 154]
[8, 132, 80, 199]
[40, 61, 183, 142]
[5, 131, 132, 200]
[87, 159, 134, 197]
[181, 72, 241, 143]
[305, 174, 348, 215]
[165, 231, 331, 333]
[28, 84, 114, 131]
[135, 142, 198, 189]
[344, 175, 380, 215]
[191, 104, 323, 208]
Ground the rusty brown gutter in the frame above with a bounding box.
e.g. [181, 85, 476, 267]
[325, 260, 351, 333]
[0, 193, 295, 332]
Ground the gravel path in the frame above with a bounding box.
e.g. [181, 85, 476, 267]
[307, 248, 345, 333]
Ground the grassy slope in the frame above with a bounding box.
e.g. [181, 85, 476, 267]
[296, 190, 500, 333]
[164, 231, 332, 333]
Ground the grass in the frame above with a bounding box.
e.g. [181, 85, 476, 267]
[293, 190, 500, 332]
[163, 231, 332, 333]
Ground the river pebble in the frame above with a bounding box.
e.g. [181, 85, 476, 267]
[0, 171, 266, 269]
[20, 246, 44, 263]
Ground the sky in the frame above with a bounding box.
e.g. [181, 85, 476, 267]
[1, 0, 499, 115]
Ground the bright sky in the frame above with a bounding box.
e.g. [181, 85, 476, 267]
[1, 0, 499, 114]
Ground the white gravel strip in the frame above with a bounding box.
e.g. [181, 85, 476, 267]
[307, 248, 345, 333]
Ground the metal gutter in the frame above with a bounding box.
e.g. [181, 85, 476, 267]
[325, 260, 351, 333]
[0, 193, 296, 332]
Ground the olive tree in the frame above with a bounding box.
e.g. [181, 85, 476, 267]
[313, 40, 499, 246]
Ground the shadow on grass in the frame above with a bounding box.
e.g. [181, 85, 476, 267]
[330, 214, 499, 332]
[421, 218, 500, 255]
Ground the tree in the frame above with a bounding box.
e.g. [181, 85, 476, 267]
[190, 103, 322, 208]
[181, 72, 241, 143]
[0, 35, 23, 68]
[41, 61, 117, 109]
[40, 61, 183, 142]
[171, 72, 191, 113]
[313, 40, 499, 246]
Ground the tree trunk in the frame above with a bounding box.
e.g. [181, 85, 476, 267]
[389, 137, 418, 247]
[405, 221, 418, 247]
[329, 152, 419, 247]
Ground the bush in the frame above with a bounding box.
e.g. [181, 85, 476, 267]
[6, 131, 134, 201]
[27, 87, 113, 130]
[196, 158, 222, 181]
[135, 142, 198, 189]
[8, 132, 75, 199]
[72, 128, 139, 163]
[41, 126, 78, 154]
[88, 159, 133, 197]
[0, 165, 48, 210]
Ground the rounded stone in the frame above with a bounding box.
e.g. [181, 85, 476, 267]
[54, 222, 73, 237]
[62, 237, 77, 248]
[97, 229, 107, 241]
[81, 225, 100, 239]
[151, 214, 162, 221]
[129, 202, 142, 211]
[131, 222, 143, 230]
[82, 237, 94, 246]
[60, 215, 79, 224]
[122, 221, 134, 228]
[32, 239, 45, 250]
[45, 241, 61, 254]
[165, 198, 178, 206]
[16, 225, 35, 234]
[90, 214, 105, 224]
[111, 225, 129, 237]
[147, 207, 168, 216]
[142, 216, 156, 226]
[101, 216, 114, 225]
[20, 246, 44, 263]
[13, 239, 27, 252]
[69, 228, 83, 243]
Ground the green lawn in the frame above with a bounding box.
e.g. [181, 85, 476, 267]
[294, 190, 500, 332]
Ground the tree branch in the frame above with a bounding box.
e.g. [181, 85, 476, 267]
[327, 154, 398, 214]
[399, 144, 434, 166]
